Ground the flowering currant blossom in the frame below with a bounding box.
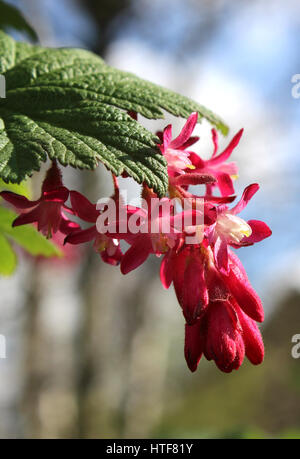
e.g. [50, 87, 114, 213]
[82, 114, 270, 373]
[0, 161, 79, 238]
[206, 183, 272, 274]
[161, 246, 266, 372]
[64, 190, 123, 266]
[96, 186, 208, 275]
[0, 110, 271, 375]
[158, 112, 199, 176]
[188, 128, 243, 196]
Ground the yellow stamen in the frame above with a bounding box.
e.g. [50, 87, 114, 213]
[186, 164, 196, 170]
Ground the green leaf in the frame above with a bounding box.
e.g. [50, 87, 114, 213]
[0, 0, 38, 42]
[6, 223, 62, 257]
[0, 177, 31, 197]
[0, 232, 16, 275]
[0, 206, 61, 275]
[0, 31, 228, 196]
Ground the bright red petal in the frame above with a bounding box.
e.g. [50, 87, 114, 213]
[64, 226, 97, 245]
[70, 190, 99, 222]
[179, 136, 199, 150]
[59, 212, 80, 235]
[216, 172, 235, 197]
[0, 191, 39, 209]
[188, 152, 205, 169]
[231, 183, 259, 215]
[235, 305, 264, 365]
[204, 302, 239, 372]
[160, 251, 174, 289]
[238, 219, 272, 246]
[225, 260, 264, 322]
[162, 124, 172, 150]
[209, 128, 243, 166]
[182, 256, 208, 323]
[120, 236, 152, 274]
[211, 128, 218, 158]
[170, 112, 198, 149]
[43, 186, 69, 203]
[12, 207, 41, 227]
[214, 236, 229, 274]
[184, 321, 203, 372]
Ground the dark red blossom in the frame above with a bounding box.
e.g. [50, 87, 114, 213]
[188, 128, 243, 196]
[161, 245, 265, 372]
[64, 190, 123, 266]
[206, 183, 272, 274]
[0, 161, 79, 238]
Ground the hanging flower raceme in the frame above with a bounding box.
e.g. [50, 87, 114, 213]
[0, 161, 79, 238]
[161, 245, 265, 372]
[0, 110, 271, 375]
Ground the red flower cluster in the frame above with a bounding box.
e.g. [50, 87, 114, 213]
[0, 114, 271, 373]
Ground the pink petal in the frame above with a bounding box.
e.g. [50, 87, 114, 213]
[0, 191, 39, 209]
[184, 321, 203, 372]
[120, 236, 152, 274]
[179, 136, 199, 150]
[237, 219, 272, 246]
[231, 183, 259, 215]
[206, 263, 230, 302]
[225, 259, 264, 322]
[209, 128, 243, 166]
[230, 332, 245, 371]
[216, 172, 235, 197]
[160, 251, 174, 289]
[43, 186, 69, 203]
[41, 161, 63, 193]
[170, 112, 198, 149]
[204, 302, 238, 372]
[182, 256, 208, 323]
[172, 248, 188, 308]
[70, 190, 99, 222]
[59, 212, 80, 235]
[64, 226, 97, 245]
[214, 236, 229, 274]
[235, 305, 264, 365]
[12, 207, 41, 227]
[211, 128, 218, 158]
[162, 124, 172, 150]
[188, 152, 205, 169]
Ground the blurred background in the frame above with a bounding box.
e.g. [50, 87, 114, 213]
[0, 0, 299, 439]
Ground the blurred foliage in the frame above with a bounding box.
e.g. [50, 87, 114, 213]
[82, 0, 132, 55]
[0, 0, 38, 41]
[0, 177, 31, 198]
